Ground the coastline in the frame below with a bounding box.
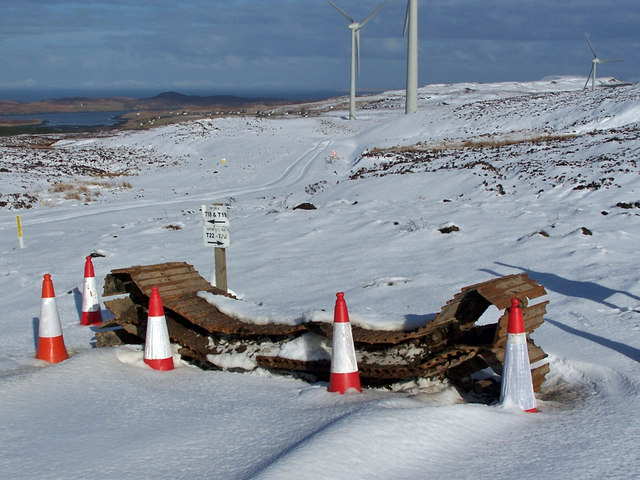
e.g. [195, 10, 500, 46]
[0, 118, 44, 127]
[0, 110, 128, 135]
[0, 89, 356, 135]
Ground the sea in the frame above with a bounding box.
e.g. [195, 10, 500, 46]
[0, 111, 128, 128]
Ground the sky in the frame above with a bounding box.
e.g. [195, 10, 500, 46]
[1, 0, 639, 99]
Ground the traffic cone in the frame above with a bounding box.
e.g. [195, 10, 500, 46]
[328, 292, 361, 393]
[500, 297, 537, 412]
[81, 256, 102, 326]
[143, 287, 174, 371]
[36, 274, 69, 363]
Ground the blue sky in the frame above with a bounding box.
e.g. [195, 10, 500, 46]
[1, 0, 638, 99]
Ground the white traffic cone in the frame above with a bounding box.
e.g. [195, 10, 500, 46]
[143, 287, 174, 371]
[328, 292, 361, 393]
[36, 274, 69, 363]
[500, 297, 537, 412]
[81, 256, 102, 326]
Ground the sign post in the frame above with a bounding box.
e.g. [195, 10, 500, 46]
[16, 215, 24, 249]
[202, 203, 230, 292]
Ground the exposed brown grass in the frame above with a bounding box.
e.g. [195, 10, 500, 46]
[367, 132, 577, 156]
[94, 171, 136, 179]
[48, 179, 132, 203]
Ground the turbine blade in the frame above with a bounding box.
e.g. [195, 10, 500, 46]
[598, 59, 623, 63]
[328, 1, 354, 23]
[584, 64, 594, 89]
[403, 0, 410, 37]
[584, 33, 597, 59]
[360, 0, 387, 27]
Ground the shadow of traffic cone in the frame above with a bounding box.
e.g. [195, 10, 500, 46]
[81, 256, 102, 326]
[36, 274, 69, 363]
[143, 287, 174, 371]
[328, 292, 361, 393]
[500, 297, 537, 412]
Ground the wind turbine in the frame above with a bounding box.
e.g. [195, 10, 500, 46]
[584, 33, 622, 91]
[404, 0, 418, 114]
[329, 0, 387, 120]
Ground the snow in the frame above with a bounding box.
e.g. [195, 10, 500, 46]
[1, 76, 640, 478]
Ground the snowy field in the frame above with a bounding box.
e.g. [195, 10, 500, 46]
[1, 77, 640, 479]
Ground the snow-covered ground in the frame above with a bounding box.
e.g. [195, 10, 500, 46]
[1, 76, 640, 479]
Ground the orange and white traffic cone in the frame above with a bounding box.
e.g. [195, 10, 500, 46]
[328, 292, 361, 393]
[500, 297, 537, 412]
[81, 256, 102, 326]
[143, 287, 174, 371]
[36, 274, 69, 363]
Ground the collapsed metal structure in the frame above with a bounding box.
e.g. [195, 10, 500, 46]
[97, 262, 549, 401]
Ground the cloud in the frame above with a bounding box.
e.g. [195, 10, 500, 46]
[0, 0, 637, 94]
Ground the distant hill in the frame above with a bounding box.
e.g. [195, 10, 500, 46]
[0, 91, 288, 115]
[145, 91, 286, 107]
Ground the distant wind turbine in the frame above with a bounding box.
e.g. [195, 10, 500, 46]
[329, 0, 387, 120]
[404, 0, 418, 114]
[584, 33, 622, 91]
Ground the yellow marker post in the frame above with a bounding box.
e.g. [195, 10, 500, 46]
[16, 215, 24, 249]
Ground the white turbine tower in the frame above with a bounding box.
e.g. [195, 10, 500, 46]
[329, 0, 387, 120]
[584, 33, 622, 91]
[404, 0, 418, 114]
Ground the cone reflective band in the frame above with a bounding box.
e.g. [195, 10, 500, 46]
[36, 274, 69, 363]
[143, 287, 174, 371]
[500, 298, 537, 413]
[81, 256, 102, 326]
[328, 292, 361, 393]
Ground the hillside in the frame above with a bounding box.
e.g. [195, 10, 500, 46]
[0, 91, 289, 116]
[1, 77, 639, 479]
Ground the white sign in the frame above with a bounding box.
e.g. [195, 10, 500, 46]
[202, 204, 230, 248]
